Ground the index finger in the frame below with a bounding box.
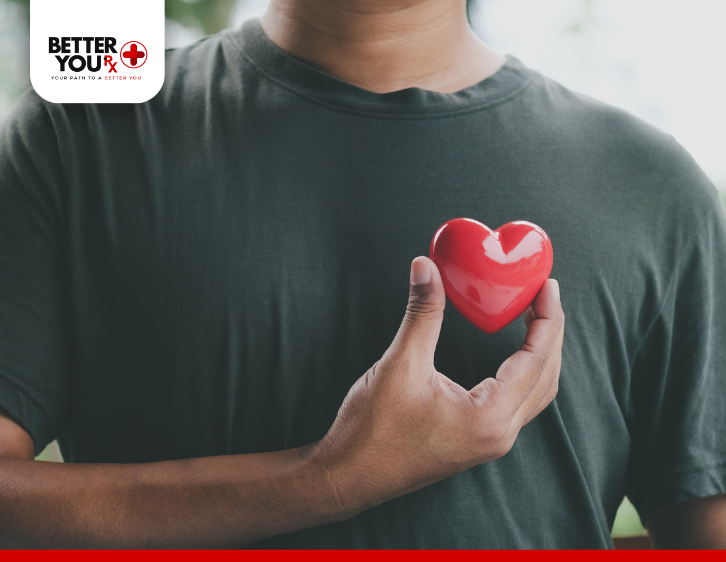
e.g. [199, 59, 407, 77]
[470, 279, 564, 415]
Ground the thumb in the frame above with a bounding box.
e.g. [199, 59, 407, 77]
[388, 257, 446, 367]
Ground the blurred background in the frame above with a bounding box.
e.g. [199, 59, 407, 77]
[3, 0, 726, 543]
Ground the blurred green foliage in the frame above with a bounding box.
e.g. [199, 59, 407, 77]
[5, 0, 28, 24]
[4, 0, 239, 34]
[612, 497, 646, 537]
[166, 0, 237, 34]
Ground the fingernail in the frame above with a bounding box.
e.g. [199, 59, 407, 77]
[411, 259, 432, 285]
[551, 279, 560, 302]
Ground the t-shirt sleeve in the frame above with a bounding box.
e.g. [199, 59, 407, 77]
[0, 91, 71, 455]
[626, 197, 726, 519]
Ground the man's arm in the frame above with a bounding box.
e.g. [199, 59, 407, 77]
[647, 494, 726, 549]
[0, 413, 336, 548]
[0, 406, 34, 460]
[0, 258, 563, 548]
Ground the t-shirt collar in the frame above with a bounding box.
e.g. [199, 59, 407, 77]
[227, 18, 540, 119]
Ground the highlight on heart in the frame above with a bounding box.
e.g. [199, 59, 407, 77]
[429, 218, 553, 334]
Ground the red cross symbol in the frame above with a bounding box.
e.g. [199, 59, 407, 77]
[120, 41, 148, 69]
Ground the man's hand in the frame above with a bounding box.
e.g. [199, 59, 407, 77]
[0, 257, 564, 547]
[306, 256, 564, 516]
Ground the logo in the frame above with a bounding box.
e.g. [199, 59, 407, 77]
[31, 0, 164, 103]
[121, 41, 147, 69]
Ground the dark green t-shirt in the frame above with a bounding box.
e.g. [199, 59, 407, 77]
[1, 18, 725, 549]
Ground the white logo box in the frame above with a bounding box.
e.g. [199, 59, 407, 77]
[31, 0, 165, 103]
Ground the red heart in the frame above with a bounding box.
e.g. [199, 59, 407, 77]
[429, 218, 553, 334]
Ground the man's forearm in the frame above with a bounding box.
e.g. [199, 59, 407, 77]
[0, 446, 344, 548]
[0, 266, 565, 548]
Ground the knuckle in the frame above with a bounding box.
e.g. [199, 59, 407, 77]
[535, 353, 549, 376]
[522, 345, 549, 375]
[546, 380, 560, 403]
[488, 432, 516, 460]
[479, 417, 510, 447]
[408, 282, 438, 304]
[556, 305, 566, 323]
[549, 365, 562, 390]
[473, 409, 518, 460]
[555, 308, 566, 331]
[405, 298, 443, 321]
[494, 439, 514, 459]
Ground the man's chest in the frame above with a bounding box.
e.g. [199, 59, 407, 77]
[64, 121, 632, 466]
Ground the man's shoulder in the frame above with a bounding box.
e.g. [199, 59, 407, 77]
[525, 71, 719, 214]
[531, 72, 691, 170]
[162, 29, 241, 94]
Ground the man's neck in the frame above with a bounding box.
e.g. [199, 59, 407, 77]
[260, 0, 506, 94]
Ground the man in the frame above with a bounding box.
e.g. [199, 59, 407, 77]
[0, 0, 724, 549]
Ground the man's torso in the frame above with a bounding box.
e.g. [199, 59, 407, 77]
[4, 19, 720, 548]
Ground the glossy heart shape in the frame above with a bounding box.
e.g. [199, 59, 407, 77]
[430, 218, 553, 334]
